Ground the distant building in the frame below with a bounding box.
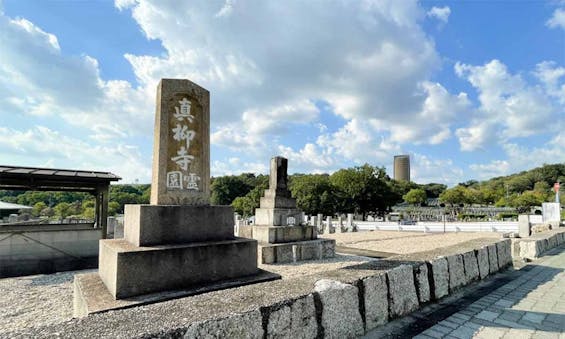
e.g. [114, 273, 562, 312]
[393, 155, 410, 181]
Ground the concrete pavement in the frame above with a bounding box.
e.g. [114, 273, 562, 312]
[415, 246, 565, 339]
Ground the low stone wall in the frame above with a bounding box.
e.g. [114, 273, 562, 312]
[0, 224, 101, 278]
[513, 228, 565, 260]
[182, 239, 513, 338]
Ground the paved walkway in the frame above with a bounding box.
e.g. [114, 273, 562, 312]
[414, 247, 565, 339]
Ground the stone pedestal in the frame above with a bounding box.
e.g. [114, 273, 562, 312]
[237, 157, 335, 264]
[74, 79, 278, 316]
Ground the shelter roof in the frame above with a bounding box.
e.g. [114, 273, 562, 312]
[0, 165, 121, 192]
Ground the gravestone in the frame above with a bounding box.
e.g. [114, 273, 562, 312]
[74, 79, 277, 315]
[237, 156, 335, 264]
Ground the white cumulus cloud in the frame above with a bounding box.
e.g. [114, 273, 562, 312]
[427, 6, 451, 23]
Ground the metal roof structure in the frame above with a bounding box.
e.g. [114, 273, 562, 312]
[0, 165, 121, 239]
[0, 165, 121, 192]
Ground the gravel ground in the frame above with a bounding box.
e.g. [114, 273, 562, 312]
[0, 269, 95, 333]
[322, 230, 501, 254]
[0, 230, 500, 334]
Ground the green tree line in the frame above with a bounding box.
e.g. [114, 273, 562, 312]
[1, 163, 562, 220]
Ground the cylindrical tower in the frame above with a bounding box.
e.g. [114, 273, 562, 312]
[393, 155, 410, 181]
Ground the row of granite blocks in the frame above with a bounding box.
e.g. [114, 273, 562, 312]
[180, 239, 513, 338]
[514, 228, 565, 260]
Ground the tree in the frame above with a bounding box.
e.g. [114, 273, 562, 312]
[439, 185, 468, 206]
[403, 189, 427, 206]
[32, 202, 47, 217]
[54, 202, 72, 221]
[289, 174, 339, 216]
[330, 164, 394, 219]
[509, 191, 543, 213]
[422, 183, 447, 198]
[231, 181, 268, 217]
[211, 175, 254, 205]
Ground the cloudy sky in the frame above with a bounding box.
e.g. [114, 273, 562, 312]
[0, 0, 563, 185]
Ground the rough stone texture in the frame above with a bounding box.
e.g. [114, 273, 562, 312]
[518, 214, 531, 238]
[476, 247, 489, 280]
[255, 208, 304, 227]
[314, 279, 364, 339]
[98, 238, 259, 298]
[462, 250, 479, 283]
[321, 239, 336, 258]
[252, 225, 316, 244]
[184, 310, 264, 339]
[447, 254, 465, 292]
[124, 204, 234, 246]
[258, 239, 335, 264]
[486, 244, 499, 274]
[363, 273, 389, 330]
[413, 262, 430, 304]
[496, 239, 512, 269]
[267, 294, 317, 339]
[387, 264, 419, 318]
[151, 79, 210, 206]
[428, 257, 449, 300]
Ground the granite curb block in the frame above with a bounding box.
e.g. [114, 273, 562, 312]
[14, 238, 518, 338]
[516, 229, 565, 259]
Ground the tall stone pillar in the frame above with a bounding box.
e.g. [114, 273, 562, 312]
[74, 79, 277, 316]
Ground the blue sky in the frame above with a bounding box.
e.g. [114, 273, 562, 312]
[0, 0, 563, 186]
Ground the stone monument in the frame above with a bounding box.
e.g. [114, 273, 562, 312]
[237, 156, 335, 264]
[74, 79, 278, 316]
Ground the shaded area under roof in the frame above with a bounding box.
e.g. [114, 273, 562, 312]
[0, 165, 121, 192]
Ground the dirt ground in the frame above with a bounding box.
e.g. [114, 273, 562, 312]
[321, 230, 501, 255]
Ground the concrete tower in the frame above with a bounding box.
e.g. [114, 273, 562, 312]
[394, 155, 410, 181]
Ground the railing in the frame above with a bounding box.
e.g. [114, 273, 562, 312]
[355, 221, 518, 233]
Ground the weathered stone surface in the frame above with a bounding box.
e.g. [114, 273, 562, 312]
[487, 244, 499, 274]
[124, 204, 234, 246]
[184, 310, 263, 338]
[462, 250, 479, 283]
[413, 262, 430, 304]
[363, 273, 388, 330]
[267, 294, 318, 339]
[252, 225, 316, 244]
[255, 208, 304, 227]
[99, 238, 259, 298]
[447, 254, 465, 292]
[151, 79, 210, 206]
[428, 257, 448, 300]
[496, 239, 512, 269]
[258, 239, 335, 264]
[476, 247, 489, 280]
[314, 279, 364, 338]
[518, 215, 531, 238]
[321, 239, 336, 258]
[387, 264, 419, 318]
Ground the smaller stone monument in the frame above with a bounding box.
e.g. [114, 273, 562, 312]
[237, 157, 335, 264]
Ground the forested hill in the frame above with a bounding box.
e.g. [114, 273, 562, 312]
[437, 163, 564, 210]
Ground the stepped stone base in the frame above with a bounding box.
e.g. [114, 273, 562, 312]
[237, 225, 317, 244]
[98, 237, 260, 299]
[73, 269, 280, 318]
[259, 239, 336, 264]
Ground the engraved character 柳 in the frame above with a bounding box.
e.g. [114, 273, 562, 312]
[172, 124, 196, 149]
